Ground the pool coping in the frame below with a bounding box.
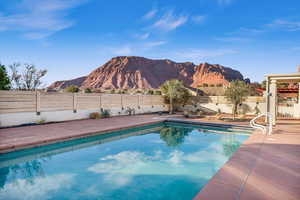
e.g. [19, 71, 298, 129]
[0, 119, 166, 154]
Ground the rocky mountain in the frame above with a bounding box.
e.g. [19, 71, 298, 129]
[48, 56, 244, 90]
[48, 76, 86, 90]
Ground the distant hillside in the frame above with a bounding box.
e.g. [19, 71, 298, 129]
[48, 56, 244, 90]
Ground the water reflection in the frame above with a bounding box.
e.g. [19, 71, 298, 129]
[160, 127, 192, 147]
[0, 159, 47, 189]
[222, 135, 242, 157]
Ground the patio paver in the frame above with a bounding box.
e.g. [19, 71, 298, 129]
[0, 114, 166, 153]
[194, 120, 300, 200]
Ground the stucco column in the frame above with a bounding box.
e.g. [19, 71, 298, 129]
[269, 79, 277, 125]
[298, 82, 300, 104]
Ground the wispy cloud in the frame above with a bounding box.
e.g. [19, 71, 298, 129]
[214, 36, 251, 42]
[174, 48, 237, 61]
[144, 41, 167, 48]
[191, 15, 206, 24]
[0, 0, 87, 39]
[143, 8, 157, 20]
[267, 19, 300, 32]
[230, 19, 300, 38]
[112, 46, 132, 55]
[135, 32, 150, 40]
[152, 10, 188, 32]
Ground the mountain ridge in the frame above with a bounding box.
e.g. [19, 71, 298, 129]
[48, 56, 244, 90]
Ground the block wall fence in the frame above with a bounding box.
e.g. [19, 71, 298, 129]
[0, 91, 298, 127]
[0, 91, 167, 127]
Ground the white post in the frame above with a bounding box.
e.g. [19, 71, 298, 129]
[269, 79, 277, 125]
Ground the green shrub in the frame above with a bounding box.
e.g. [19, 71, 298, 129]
[89, 112, 101, 119]
[101, 109, 110, 118]
[154, 90, 162, 95]
[84, 88, 93, 93]
[65, 85, 79, 93]
[37, 119, 46, 124]
[146, 90, 154, 95]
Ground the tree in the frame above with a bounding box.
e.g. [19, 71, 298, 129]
[160, 79, 191, 114]
[65, 85, 79, 93]
[261, 80, 267, 89]
[225, 80, 249, 119]
[0, 63, 11, 90]
[160, 127, 191, 147]
[9, 63, 47, 90]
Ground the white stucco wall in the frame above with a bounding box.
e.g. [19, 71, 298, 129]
[181, 102, 266, 115]
[0, 105, 168, 127]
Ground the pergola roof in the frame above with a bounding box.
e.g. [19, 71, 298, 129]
[265, 73, 300, 82]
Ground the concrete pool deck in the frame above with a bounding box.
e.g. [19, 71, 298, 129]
[0, 114, 299, 200]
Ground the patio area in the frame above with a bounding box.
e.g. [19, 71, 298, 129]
[0, 114, 299, 200]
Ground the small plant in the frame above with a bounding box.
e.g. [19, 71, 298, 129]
[154, 90, 162, 95]
[37, 119, 46, 124]
[209, 84, 215, 87]
[126, 107, 135, 115]
[202, 83, 208, 87]
[65, 85, 79, 93]
[183, 110, 189, 118]
[146, 90, 154, 95]
[84, 88, 93, 93]
[89, 112, 101, 119]
[101, 109, 110, 118]
[254, 105, 260, 115]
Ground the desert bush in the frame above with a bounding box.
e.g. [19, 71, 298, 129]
[146, 90, 154, 95]
[84, 88, 93, 93]
[89, 112, 101, 119]
[154, 90, 162, 95]
[65, 85, 79, 93]
[37, 119, 46, 124]
[101, 109, 110, 118]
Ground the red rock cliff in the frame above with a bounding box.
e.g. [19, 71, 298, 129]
[48, 56, 244, 90]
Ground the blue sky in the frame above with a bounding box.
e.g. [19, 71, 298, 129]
[0, 0, 299, 85]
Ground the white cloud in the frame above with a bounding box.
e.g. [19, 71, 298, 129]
[112, 46, 133, 55]
[144, 41, 167, 48]
[174, 48, 237, 61]
[192, 15, 206, 24]
[87, 145, 230, 187]
[152, 10, 188, 32]
[143, 8, 157, 20]
[0, 173, 75, 200]
[267, 19, 300, 32]
[214, 37, 251, 42]
[135, 32, 150, 40]
[0, 0, 87, 39]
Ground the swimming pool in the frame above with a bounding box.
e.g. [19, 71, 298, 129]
[0, 122, 250, 200]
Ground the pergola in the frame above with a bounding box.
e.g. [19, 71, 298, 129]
[265, 72, 300, 125]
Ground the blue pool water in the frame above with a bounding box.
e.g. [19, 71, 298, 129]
[0, 122, 249, 200]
